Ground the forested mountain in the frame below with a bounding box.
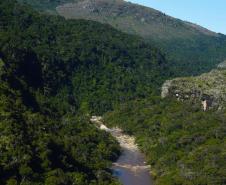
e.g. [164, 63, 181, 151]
[103, 62, 226, 185]
[1, 0, 168, 114]
[16, 0, 75, 13]
[0, 1, 168, 184]
[104, 97, 226, 185]
[18, 0, 226, 76]
[1, 1, 226, 185]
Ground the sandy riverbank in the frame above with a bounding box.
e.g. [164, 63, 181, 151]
[90, 116, 153, 185]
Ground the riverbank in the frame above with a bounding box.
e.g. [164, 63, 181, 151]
[90, 116, 153, 185]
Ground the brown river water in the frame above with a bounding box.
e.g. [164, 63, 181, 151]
[90, 117, 153, 185]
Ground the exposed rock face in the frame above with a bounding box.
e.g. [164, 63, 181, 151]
[161, 80, 172, 98]
[217, 60, 226, 69]
[161, 68, 226, 110]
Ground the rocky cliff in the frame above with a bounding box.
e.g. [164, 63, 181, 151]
[161, 62, 226, 110]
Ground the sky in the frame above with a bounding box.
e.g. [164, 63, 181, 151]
[126, 0, 226, 35]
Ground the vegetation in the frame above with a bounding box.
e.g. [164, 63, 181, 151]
[104, 97, 226, 185]
[161, 67, 226, 111]
[159, 34, 226, 76]
[0, 82, 120, 184]
[0, 1, 122, 184]
[0, 1, 123, 184]
[1, 1, 225, 185]
[0, 0, 169, 184]
[19, 0, 226, 76]
[17, 0, 76, 12]
[1, 0, 168, 114]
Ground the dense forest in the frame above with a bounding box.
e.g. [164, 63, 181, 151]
[1, 0, 225, 185]
[154, 34, 226, 76]
[104, 97, 226, 185]
[18, 0, 226, 76]
[0, 81, 121, 185]
[0, 0, 168, 114]
[17, 0, 76, 12]
[0, 0, 169, 184]
[0, 1, 122, 184]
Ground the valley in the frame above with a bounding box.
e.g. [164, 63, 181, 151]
[0, 1, 226, 185]
[91, 116, 153, 185]
[18, 0, 226, 76]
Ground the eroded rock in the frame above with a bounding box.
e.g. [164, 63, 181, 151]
[161, 68, 226, 110]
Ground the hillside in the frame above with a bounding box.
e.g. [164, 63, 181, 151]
[17, 0, 75, 13]
[0, 0, 169, 184]
[104, 97, 226, 185]
[2, 0, 168, 114]
[18, 0, 226, 76]
[161, 61, 226, 110]
[104, 61, 226, 185]
[2, 1, 226, 185]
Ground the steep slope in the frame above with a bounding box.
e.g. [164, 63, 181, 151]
[56, 0, 218, 40]
[0, 78, 121, 185]
[104, 97, 226, 185]
[16, 0, 75, 12]
[1, 0, 168, 114]
[18, 0, 226, 76]
[0, 0, 169, 184]
[103, 59, 226, 185]
[161, 61, 226, 110]
[1, 1, 226, 185]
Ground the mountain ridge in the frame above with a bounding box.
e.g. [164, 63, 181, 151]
[1, 1, 226, 185]
[56, 0, 219, 39]
[17, 0, 226, 76]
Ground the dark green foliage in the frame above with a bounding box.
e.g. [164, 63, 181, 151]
[18, 0, 226, 77]
[0, 0, 169, 184]
[155, 35, 226, 76]
[0, 0, 167, 114]
[104, 98, 226, 185]
[2, 1, 225, 185]
[0, 73, 120, 184]
[17, 0, 76, 12]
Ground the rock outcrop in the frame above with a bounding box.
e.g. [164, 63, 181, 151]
[161, 65, 226, 110]
[217, 60, 226, 69]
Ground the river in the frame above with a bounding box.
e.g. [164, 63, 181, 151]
[91, 116, 153, 185]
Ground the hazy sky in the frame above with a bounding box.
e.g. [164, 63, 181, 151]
[126, 0, 226, 34]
